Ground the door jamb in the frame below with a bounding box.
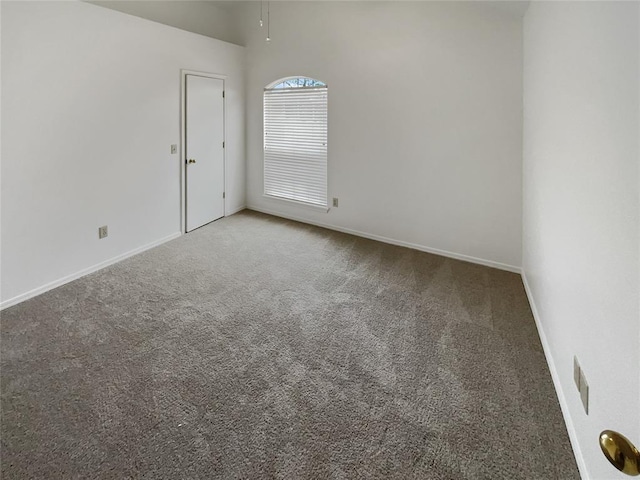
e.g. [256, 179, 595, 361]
[180, 69, 227, 234]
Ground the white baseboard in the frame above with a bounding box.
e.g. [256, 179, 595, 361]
[247, 206, 521, 274]
[521, 271, 588, 479]
[225, 204, 246, 216]
[0, 231, 182, 311]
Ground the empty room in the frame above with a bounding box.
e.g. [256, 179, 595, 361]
[1, 1, 638, 478]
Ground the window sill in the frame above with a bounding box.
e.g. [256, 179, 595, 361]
[263, 194, 329, 213]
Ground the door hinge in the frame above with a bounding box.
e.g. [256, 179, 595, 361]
[222, 141, 225, 149]
[223, 192, 226, 199]
[222, 91, 225, 98]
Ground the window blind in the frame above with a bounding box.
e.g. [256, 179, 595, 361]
[264, 86, 328, 207]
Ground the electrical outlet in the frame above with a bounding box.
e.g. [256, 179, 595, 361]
[170, 144, 178, 154]
[332, 197, 339, 208]
[98, 225, 108, 239]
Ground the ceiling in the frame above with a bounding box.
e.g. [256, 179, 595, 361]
[89, 0, 531, 48]
[211, 0, 531, 18]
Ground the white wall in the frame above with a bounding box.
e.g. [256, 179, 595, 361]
[523, 2, 639, 478]
[243, 1, 523, 271]
[88, 1, 244, 46]
[0, 1, 245, 307]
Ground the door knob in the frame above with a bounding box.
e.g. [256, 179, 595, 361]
[600, 430, 640, 476]
[187, 159, 196, 164]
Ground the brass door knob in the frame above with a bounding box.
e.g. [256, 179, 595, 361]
[187, 159, 196, 164]
[600, 430, 640, 476]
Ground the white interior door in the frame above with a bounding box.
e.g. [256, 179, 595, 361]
[186, 75, 224, 232]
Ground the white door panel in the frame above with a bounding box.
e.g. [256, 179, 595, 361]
[186, 75, 224, 232]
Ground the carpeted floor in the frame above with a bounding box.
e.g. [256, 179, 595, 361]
[1, 211, 579, 479]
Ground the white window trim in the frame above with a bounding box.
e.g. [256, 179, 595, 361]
[262, 193, 330, 212]
[263, 77, 328, 210]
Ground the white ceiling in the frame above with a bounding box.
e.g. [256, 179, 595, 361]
[210, 0, 531, 18]
[89, 0, 531, 48]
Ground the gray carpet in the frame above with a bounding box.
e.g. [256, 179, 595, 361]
[1, 210, 579, 479]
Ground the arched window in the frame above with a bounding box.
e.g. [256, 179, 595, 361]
[264, 76, 328, 208]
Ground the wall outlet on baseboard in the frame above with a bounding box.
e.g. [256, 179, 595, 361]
[98, 225, 108, 239]
[332, 197, 339, 208]
[573, 356, 589, 415]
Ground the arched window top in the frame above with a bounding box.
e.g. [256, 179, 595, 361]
[266, 76, 326, 90]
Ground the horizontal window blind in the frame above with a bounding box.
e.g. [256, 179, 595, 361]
[264, 86, 328, 207]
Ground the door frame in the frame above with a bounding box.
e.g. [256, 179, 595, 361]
[180, 69, 227, 234]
